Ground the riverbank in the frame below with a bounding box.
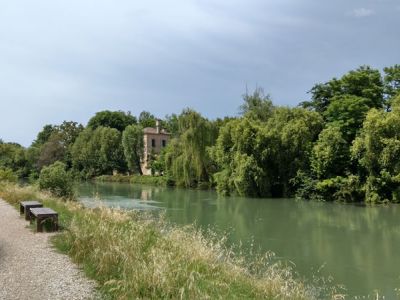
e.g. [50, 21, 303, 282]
[0, 198, 97, 300]
[95, 174, 168, 186]
[0, 182, 337, 299]
[95, 174, 213, 190]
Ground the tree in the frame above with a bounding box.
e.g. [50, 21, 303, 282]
[210, 118, 263, 196]
[87, 110, 137, 131]
[211, 107, 323, 197]
[383, 64, 400, 101]
[71, 127, 126, 177]
[32, 121, 84, 170]
[239, 87, 274, 121]
[37, 132, 65, 169]
[58, 121, 84, 148]
[301, 78, 342, 112]
[164, 109, 217, 187]
[311, 125, 349, 179]
[138, 111, 156, 128]
[351, 102, 400, 203]
[323, 95, 370, 141]
[32, 124, 57, 147]
[122, 125, 144, 175]
[164, 114, 179, 136]
[302, 66, 384, 112]
[70, 128, 94, 177]
[0, 142, 33, 178]
[340, 65, 383, 108]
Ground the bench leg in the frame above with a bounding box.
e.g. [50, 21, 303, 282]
[53, 215, 58, 232]
[20, 205, 24, 215]
[25, 209, 31, 221]
[37, 217, 43, 232]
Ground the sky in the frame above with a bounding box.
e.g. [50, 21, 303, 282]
[0, 0, 399, 146]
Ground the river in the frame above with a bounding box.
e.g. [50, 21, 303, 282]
[78, 181, 400, 298]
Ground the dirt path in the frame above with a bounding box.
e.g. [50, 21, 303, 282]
[0, 199, 98, 300]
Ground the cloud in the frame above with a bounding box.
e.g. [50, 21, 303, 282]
[0, 0, 399, 146]
[351, 8, 375, 18]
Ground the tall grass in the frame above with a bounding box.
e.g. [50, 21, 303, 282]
[0, 182, 343, 299]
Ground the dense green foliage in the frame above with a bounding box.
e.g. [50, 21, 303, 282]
[0, 168, 18, 182]
[38, 161, 75, 198]
[295, 67, 400, 203]
[87, 110, 136, 131]
[122, 124, 144, 175]
[210, 108, 323, 197]
[301, 65, 385, 112]
[164, 109, 218, 188]
[239, 87, 274, 121]
[2, 64, 400, 202]
[71, 127, 126, 178]
[0, 142, 34, 178]
[138, 111, 156, 128]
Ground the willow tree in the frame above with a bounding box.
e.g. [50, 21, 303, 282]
[211, 107, 323, 197]
[311, 125, 349, 180]
[352, 95, 400, 203]
[122, 124, 144, 175]
[164, 109, 217, 187]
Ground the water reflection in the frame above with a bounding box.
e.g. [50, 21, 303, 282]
[78, 182, 400, 298]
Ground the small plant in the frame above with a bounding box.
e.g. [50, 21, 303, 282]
[38, 161, 75, 199]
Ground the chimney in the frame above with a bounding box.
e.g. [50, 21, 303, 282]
[156, 119, 160, 134]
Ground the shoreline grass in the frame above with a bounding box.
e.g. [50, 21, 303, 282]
[0, 182, 342, 299]
[95, 174, 168, 186]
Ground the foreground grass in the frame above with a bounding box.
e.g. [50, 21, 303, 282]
[0, 182, 342, 299]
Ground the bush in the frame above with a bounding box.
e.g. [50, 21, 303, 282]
[293, 171, 364, 202]
[38, 161, 75, 199]
[0, 168, 18, 182]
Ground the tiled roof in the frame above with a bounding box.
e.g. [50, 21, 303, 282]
[143, 127, 171, 135]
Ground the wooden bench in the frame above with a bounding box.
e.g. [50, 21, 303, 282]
[29, 207, 59, 232]
[20, 201, 43, 221]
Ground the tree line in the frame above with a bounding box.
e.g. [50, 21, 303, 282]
[1, 64, 400, 203]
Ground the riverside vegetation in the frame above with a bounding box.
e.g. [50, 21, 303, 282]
[1, 65, 400, 203]
[1, 65, 399, 298]
[0, 181, 342, 299]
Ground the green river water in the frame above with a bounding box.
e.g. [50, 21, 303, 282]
[78, 182, 400, 298]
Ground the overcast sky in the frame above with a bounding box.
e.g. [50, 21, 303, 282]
[0, 0, 399, 146]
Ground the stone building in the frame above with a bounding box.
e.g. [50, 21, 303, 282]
[141, 120, 170, 175]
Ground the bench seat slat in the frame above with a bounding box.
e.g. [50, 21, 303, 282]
[30, 207, 58, 216]
[20, 201, 42, 206]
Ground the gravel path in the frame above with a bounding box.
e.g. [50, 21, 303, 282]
[0, 199, 99, 300]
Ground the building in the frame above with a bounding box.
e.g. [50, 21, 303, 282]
[141, 120, 171, 175]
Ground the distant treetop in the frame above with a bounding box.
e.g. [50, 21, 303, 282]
[87, 110, 137, 131]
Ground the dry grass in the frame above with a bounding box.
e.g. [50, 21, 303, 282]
[0, 182, 343, 299]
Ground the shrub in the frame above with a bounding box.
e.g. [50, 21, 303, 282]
[38, 161, 75, 199]
[0, 168, 18, 182]
[293, 171, 364, 202]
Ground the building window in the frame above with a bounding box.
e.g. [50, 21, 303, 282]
[162, 140, 166, 147]
[151, 139, 156, 147]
